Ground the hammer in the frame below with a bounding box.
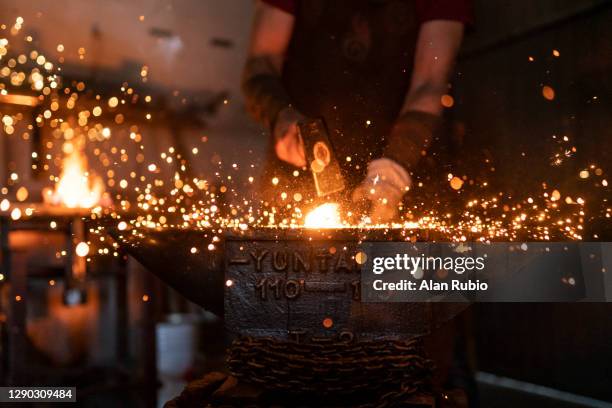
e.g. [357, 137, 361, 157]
[298, 118, 346, 197]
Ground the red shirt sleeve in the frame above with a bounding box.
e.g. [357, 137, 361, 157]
[261, 0, 296, 15]
[415, 0, 474, 26]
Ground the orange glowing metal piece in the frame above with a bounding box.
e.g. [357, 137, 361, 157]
[304, 203, 343, 229]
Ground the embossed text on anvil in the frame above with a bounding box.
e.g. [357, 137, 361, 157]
[229, 245, 361, 274]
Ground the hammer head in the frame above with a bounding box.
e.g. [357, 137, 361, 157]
[298, 119, 346, 197]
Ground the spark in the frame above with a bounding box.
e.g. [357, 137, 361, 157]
[76, 242, 90, 257]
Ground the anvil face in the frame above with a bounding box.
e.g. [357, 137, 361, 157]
[113, 228, 462, 342]
[225, 233, 364, 342]
[223, 231, 460, 342]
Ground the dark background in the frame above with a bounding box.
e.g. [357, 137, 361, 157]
[0, 0, 610, 406]
[455, 1, 612, 403]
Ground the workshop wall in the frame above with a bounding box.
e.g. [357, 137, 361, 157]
[455, 0, 612, 400]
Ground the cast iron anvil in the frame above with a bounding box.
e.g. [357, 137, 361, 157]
[112, 228, 467, 407]
[113, 228, 461, 342]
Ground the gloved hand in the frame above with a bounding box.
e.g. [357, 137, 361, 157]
[352, 158, 411, 224]
[273, 106, 306, 167]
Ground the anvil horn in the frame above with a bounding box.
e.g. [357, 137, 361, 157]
[110, 229, 225, 316]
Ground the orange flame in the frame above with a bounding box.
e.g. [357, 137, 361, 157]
[45, 146, 104, 208]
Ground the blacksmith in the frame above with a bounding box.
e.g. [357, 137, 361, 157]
[243, 0, 472, 222]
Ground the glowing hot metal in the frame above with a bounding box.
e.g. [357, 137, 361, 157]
[304, 203, 344, 229]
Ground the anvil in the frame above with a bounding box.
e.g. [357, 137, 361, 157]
[112, 227, 463, 342]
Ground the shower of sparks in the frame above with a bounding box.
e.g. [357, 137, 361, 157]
[0, 18, 608, 262]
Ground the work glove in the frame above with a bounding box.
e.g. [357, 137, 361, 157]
[352, 110, 439, 223]
[273, 106, 306, 167]
[352, 158, 411, 224]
